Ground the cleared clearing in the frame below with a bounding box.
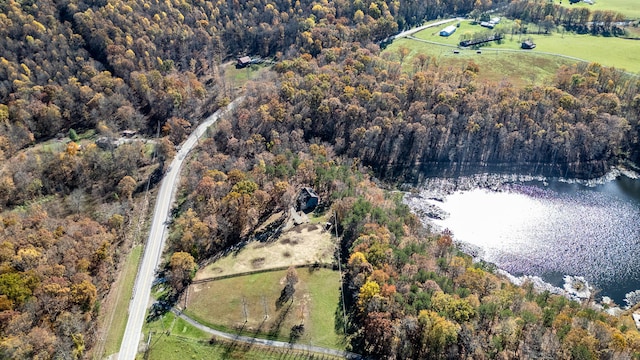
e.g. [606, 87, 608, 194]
[411, 20, 640, 72]
[141, 311, 342, 360]
[195, 222, 335, 281]
[554, 0, 640, 20]
[186, 268, 344, 349]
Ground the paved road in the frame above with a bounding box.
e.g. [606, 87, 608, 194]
[393, 17, 462, 39]
[173, 309, 363, 359]
[118, 98, 244, 360]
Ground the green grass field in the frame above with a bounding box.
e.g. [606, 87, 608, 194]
[141, 312, 341, 360]
[185, 268, 345, 350]
[554, 0, 640, 20]
[100, 245, 143, 357]
[531, 33, 640, 72]
[385, 19, 640, 86]
[388, 37, 575, 87]
[223, 62, 273, 89]
[414, 20, 640, 72]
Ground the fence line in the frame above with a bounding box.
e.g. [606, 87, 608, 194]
[191, 262, 336, 285]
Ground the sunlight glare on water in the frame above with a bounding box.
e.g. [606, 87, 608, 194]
[428, 182, 640, 304]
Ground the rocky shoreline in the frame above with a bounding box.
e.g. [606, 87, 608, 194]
[403, 167, 640, 310]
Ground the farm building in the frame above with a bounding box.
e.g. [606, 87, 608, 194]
[480, 21, 495, 29]
[439, 25, 457, 37]
[521, 40, 536, 49]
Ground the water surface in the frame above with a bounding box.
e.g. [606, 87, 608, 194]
[426, 176, 640, 305]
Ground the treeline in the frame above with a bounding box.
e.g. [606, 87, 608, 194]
[505, 0, 628, 35]
[0, 210, 116, 359]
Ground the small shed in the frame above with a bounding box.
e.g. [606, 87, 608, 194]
[297, 187, 319, 213]
[521, 40, 536, 49]
[491, 17, 501, 24]
[237, 56, 252, 68]
[439, 25, 457, 37]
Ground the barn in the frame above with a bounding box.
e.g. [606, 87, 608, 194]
[439, 25, 457, 37]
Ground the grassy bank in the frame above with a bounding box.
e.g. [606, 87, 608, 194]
[100, 244, 143, 357]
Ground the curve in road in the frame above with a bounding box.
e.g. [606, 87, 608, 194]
[118, 98, 244, 360]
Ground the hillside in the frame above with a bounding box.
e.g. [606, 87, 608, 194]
[0, 0, 639, 359]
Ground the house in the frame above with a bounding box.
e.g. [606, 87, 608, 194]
[297, 187, 319, 213]
[491, 17, 501, 24]
[521, 40, 536, 49]
[236, 56, 252, 68]
[439, 25, 457, 37]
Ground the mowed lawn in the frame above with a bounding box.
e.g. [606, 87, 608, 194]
[532, 34, 640, 72]
[185, 268, 345, 349]
[554, 0, 640, 20]
[141, 312, 340, 360]
[387, 37, 576, 87]
[415, 20, 640, 71]
[389, 19, 640, 84]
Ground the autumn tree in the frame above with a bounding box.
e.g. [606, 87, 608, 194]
[277, 266, 299, 309]
[167, 251, 197, 293]
[117, 175, 137, 201]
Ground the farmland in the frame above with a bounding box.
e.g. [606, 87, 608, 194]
[384, 17, 640, 87]
[185, 268, 344, 350]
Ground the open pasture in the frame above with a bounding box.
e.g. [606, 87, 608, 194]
[185, 268, 344, 350]
[386, 19, 640, 86]
[195, 222, 335, 281]
[386, 37, 575, 87]
[141, 312, 342, 360]
[554, 0, 640, 20]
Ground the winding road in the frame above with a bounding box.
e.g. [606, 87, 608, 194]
[118, 98, 243, 360]
[172, 310, 362, 359]
[116, 19, 477, 360]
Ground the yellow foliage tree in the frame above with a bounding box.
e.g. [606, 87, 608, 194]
[418, 310, 460, 356]
[358, 280, 380, 311]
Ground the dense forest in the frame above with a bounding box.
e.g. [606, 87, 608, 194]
[173, 52, 640, 358]
[1, 0, 639, 358]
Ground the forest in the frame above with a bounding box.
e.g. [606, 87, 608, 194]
[0, 0, 639, 358]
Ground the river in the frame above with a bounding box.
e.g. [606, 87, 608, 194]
[406, 172, 640, 306]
